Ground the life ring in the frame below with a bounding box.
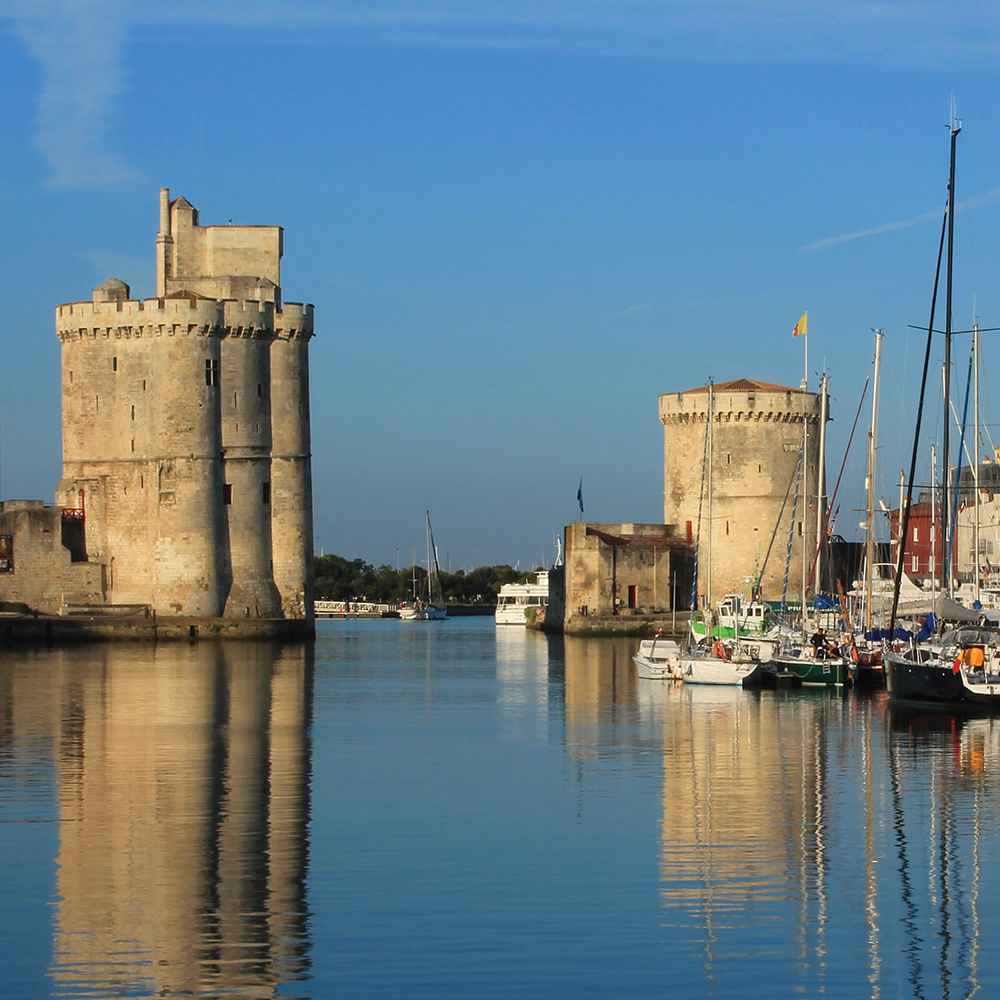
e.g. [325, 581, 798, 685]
[712, 640, 729, 661]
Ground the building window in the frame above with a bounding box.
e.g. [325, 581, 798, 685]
[130, 438, 135, 453]
[223, 484, 232, 505]
[262, 481, 271, 505]
[258, 384, 263, 397]
[727, 454, 731, 464]
[69, 371, 73, 383]
[726, 521, 730, 535]
[131, 405, 135, 421]
[912, 555, 919, 573]
[205, 359, 219, 386]
[913, 527, 919, 542]
[112, 356, 117, 372]
[142, 379, 146, 391]
[627, 585, 637, 609]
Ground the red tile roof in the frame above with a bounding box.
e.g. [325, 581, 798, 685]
[683, 378, 802, 394]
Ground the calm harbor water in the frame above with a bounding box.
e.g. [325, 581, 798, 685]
[3, 617, 1000, 999]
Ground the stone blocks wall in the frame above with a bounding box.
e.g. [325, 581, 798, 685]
[660, 384, 822, 604]
[0, 502, 105, 614]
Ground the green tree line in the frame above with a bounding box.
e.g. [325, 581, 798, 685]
[314, 554, 533, 604]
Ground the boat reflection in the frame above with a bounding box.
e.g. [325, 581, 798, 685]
[7, 641, 313, 1000]
[494, 625, 556, 736]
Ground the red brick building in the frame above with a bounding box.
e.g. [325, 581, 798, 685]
[889, 502, 942, 583]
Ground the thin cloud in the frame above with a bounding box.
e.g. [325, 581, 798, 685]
[5, 0, 134, 186]
[803, 186, 1000, 252]
[8, 1, 1000, 185]
[612, 303, 653, 317]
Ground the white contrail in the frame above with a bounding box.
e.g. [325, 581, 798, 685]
[803, 185, 1000, 252]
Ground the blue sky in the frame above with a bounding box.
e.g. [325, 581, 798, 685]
[4, 1, 1000, 571]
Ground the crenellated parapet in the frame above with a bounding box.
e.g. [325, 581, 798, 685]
[274, 302, 314, 341]
[660, 408, 817, 425]
[659, 385, 819, 427]
[56, 297, 226, 343]
[222, 298, 277, 339]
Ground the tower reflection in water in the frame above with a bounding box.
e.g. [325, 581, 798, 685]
[45, 641, 313, 999]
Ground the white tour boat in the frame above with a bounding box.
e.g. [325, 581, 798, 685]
[495, 571, 549, 625]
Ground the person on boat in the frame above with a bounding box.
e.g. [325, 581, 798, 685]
[964, 644, 986, 673]
[811, 627, 830, 660]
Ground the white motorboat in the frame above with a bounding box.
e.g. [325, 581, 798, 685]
[633, 635, 683, 680]
[495, 571, 549, 625]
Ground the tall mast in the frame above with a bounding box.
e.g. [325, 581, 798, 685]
[865, 330, 883, 631]
[800, 379, 809, 631]
[974, 320, 981, 603]
[425, 511, 432, 600]
[706, 381, 714, 608]
[931, 444, 937, 601]
[816, 375, 829, 594]
[942, 109, 960, 596]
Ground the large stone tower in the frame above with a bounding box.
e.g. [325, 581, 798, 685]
[659, 378, 823, 605]
[54, 189, 314, 620]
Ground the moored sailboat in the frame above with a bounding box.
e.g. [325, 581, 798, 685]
[399, 512, 448, 620]
[881, 112, 1000, 706]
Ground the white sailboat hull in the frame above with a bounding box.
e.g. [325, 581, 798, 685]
[680, 652, 759, 686]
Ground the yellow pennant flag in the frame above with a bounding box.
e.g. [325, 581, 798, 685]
[793, 312, 807, 337]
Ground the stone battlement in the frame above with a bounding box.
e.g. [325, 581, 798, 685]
[659, 385, 818, 426]
[55, 296, 315, 344]
[660, 409, 814, 425]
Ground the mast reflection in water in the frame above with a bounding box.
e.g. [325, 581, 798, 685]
[2, 641, 312, 999]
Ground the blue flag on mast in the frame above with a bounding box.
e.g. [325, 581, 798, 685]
[577, 477, 584, 515]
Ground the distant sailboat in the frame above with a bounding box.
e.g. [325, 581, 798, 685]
[399, 512, 448, 621]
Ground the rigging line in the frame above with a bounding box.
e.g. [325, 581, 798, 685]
[691, 404, 711, 614]
[756, 448, 802, 600]
[947, 350, 975, 577]
[892, 203, 949, 632]
[807, 376, 870, 593]
[947, 395, 976, 467]
[780, 451, 803, 626]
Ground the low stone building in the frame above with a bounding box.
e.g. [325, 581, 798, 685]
[547, 522, 694, 634]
